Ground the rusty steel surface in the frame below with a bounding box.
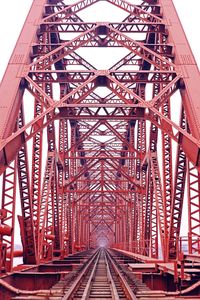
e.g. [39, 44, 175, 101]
[1, 0, 200, 297]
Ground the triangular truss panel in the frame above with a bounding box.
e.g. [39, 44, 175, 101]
[0, 0, 200, 278]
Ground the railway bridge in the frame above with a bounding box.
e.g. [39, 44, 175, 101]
[1, 0, 200, 298]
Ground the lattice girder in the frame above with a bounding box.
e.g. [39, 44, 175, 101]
[0, 0, 200, 270]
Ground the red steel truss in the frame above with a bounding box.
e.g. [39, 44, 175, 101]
[0, 0, 200, 276]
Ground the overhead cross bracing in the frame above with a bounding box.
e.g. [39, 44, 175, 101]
[0, 0, 200, 293]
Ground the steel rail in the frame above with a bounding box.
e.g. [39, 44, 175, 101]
[80, 251, 101, 299]
[106, 249, 137, 300]
[62, 249, 100, 300]
[104, 250, 120, 300]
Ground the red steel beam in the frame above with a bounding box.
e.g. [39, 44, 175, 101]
[0, 1, 200, 289]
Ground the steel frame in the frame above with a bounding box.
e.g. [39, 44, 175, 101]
[0, 0, 200, 284]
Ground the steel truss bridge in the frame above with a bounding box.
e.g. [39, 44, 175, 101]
[1, 0, 200, 298]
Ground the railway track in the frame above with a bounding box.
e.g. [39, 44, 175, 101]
[62, 248, 137, 299]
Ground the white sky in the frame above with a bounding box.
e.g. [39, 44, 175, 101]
[0, 0, 200, 81]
